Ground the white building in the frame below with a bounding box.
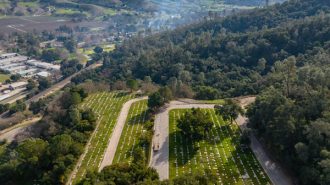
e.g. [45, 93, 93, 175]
[26, 60, 61, 71]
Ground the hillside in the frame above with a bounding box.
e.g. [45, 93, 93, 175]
[73, 0, 330, 184]
[80, 0, 329, 97]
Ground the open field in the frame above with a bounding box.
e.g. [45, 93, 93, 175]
[113, 100, 149, 164]
[169, 109, 271, 185]
[196, 99, 225, 104]
[0, 73, 9, 83]
[70, 92, 134, 184]
[0, 16, 104, 34]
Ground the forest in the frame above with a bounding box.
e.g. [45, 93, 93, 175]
[72, 0, 330, 184]
[75, 0, 330, 98]
[0, 87, 95, 184]
[1, 0, 330, 184]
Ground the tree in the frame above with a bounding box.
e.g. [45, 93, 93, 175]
[177, 108, 214, 139]
[148, 92, 163, 110]
[148, 86, 173, 111]
[38, 77, 51, 91]
[9, 100, 26, 115]
[93, 46, 103, 54]
[126, 79, 138, 92]
[215, 99, 243, 124]
[29, 99, 46, 114]
[194, 86, 219, 100]
[26, 79, 37, 90]
[41, 49, 60, 62]
[10, 74, 21, 82]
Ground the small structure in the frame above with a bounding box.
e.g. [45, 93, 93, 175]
[0, 53, 18, 59]
[36, 71, 51, 78]
[9, 81, 28, 90]
[39, 40, 63, 48]
[26, 60, 60, 71]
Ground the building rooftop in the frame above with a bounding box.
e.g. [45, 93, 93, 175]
[26, 60, 60, 71]
[36, 71, 51, 78]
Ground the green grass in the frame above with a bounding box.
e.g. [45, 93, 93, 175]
[0, 73, 9, 83]
[113, 100, 149, 164]
[18, 2, 39, 8]
[71, 92, 134, 184]
[56, 8, 81, 15]
[0, 2, 9, 8]
[102, 8, 117, 16]
[55, 8, 91, 17]
[196, 99, 225, 104]
[102, 44, 116, 52]
[169, 109, 271, 185]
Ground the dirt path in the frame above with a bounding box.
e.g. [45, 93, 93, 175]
[98, 96, 148, 171]
[0, 116, 41, 143]
[149, 101, 215, 180]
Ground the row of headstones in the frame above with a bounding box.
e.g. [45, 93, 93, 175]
[173, 110, 225, 184]
[77, 93, 123, 181]
[171, 109, 267, 185]
[71, 92, 109, 182]
[208, 109, 267, 184]
[116, 101, 145, 163]
[77, 93, 114, 180]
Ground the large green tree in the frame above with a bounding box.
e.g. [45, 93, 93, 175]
[215, 99, 243, 124]
[177, 108, 214, 139]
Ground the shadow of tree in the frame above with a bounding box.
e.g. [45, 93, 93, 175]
[114, 92, 130, 98]
[169, 130, 198, 167]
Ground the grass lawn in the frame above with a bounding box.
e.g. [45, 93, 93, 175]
[55, 8, 90, 17]
[72, 92, 134, 184]
[113, 100, 149, 164]
[169, 109, 271, 185]
[0, 2, 9, 8]
[0, 73, 9, 83]
[102, 44, 116, 52]
[102, 8, 117, 16]
[18, 2, 39, 8]
[56, 8, 80, 15]
[196, 99, 225, 104]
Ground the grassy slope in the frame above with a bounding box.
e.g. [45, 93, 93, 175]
[169, 109, 270, 184]
[72, 92, 134, 184]
[113, 100, 149, 164]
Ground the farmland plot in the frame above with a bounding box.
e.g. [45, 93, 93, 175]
[169, 109, 271, 185]
[113, 100, 149, 164]
[71, 92, 133, 184]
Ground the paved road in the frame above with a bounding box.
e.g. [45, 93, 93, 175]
[99, 96, 148, 171]
[236, 115, 294, 185]
[149, 101, 215, 180]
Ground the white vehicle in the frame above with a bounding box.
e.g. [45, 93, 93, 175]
[153, 133, 160, 151]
